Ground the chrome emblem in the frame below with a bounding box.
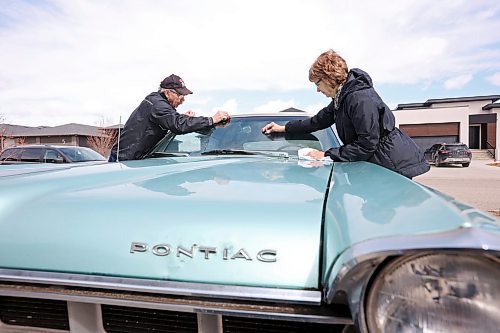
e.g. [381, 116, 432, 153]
[130, 242, 277, 263]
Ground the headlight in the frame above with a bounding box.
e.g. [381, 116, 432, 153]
[365, 252, 500, 333]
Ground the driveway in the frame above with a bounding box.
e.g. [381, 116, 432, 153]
[414, 159, 500, 216]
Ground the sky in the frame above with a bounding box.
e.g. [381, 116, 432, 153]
[0, 0, 500, 127]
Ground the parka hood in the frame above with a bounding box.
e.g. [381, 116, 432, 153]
[339, 68, 373, 103]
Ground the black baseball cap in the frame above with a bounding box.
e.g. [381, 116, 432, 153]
[160, 74, 193, 95]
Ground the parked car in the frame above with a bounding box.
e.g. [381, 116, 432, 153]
[0, 113, 498, 333]
[0, 145, 107, 165]
[424, 142, 472, 167]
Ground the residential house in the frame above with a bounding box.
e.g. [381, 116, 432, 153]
[394, 95, 499, 160]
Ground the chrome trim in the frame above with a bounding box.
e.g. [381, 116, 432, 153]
[67, 302, 104, 333]
[256, 250, 277, 263]
[152, 244, 171, 256]
[231, 248, 252, 260]
[130, 242, 148, 253]
[229, 113, 315, 118]
[177, 245, 195, 258]
[0, 269, 321, 305]
[322, 226, 500, 333]
[197, 314, 222, 333]
[199, 246, 217, 260]
[325, 226, 500, 302]
[360, 252, 500, 333]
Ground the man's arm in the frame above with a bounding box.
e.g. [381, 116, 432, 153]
[151, 102, 229, 134]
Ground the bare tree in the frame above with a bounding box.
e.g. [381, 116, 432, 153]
[0, 115, 3, 148]
[0, 114, 7, 151]
[16, 137, 27, 145]
[87, 117, 118, 157]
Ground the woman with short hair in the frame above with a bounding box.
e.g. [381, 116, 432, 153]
[262, 50, 429, 179]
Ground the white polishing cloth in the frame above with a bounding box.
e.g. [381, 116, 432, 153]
[297, 148, 327, 161]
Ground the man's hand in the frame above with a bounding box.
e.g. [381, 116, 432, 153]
[184, 110, 196, 117]
[262, 122, 286, 134]
[306, 149, 326, 160]
[211, 111, 231, 124]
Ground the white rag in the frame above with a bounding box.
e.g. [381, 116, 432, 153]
[297, 148, 326, 161]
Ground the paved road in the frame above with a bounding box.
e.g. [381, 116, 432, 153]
[414, 159, 500, 216]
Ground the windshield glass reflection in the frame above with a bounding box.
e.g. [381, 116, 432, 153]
[149, 116, 339, 157]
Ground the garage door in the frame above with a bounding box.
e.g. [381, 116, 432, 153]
[399, 122, 459, 151]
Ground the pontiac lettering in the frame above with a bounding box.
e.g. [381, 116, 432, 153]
[130, 242, 277, 263]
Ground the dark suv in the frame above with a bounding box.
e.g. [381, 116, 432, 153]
[0, 145, 106, 165]
[424, 143, 472, 167]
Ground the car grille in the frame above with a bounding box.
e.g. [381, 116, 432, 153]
[102, 305, 198, 333]
[0, 296, 70, 330]
[222, 316, 346, 333]
[0, 296, 352, 332]
[0, 282, 352, 332]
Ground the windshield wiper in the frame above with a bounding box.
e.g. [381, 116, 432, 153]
[201, 149, 254, 155]
[201, 149, 288, 158]
[146, 152, 190, 158]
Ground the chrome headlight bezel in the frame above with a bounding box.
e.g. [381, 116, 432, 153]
[362, 251, 500, 333]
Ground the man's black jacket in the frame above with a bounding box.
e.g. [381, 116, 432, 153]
[109, 92, 213, 161]
[285, 68, 429, 178]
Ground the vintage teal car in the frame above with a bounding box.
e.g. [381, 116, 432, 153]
[0, 113, 499, 333]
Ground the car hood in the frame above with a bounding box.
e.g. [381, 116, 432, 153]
[0, 156, 333, 289]
[0, 160, 107, 175]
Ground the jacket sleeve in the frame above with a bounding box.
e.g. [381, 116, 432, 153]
[325, 92, 381, 162]
[150, 101, 213, 134]
[285, 101, 335, 133]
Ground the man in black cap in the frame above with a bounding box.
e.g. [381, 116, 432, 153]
[109, 74, 230, 161]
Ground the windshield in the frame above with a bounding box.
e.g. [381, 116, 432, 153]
[149, 116, 340, 157]
[444, 144, 468, 151]
[59, 147, 106, 162]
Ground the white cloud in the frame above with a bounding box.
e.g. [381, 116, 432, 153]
[189, 98, 238, 117]
[189, 96, 214, 107]
[443, 74, 473, 90]
[254, 99, 296, 114]
[213, 99, 238, 114]
[0, 0, 499, 126]
[303, 103, 325, 114]
[487, 72, 500, 86]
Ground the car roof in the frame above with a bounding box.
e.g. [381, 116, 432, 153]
[6, 145, 91, 149]
[229, 112, 314, 118]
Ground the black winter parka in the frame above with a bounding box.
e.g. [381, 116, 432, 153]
[109, 91, 213, 161]
[286, 68, 429, 178]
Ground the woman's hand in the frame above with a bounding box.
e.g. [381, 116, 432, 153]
[306, 149, 325, 160]
[261, 122, 286, 134]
